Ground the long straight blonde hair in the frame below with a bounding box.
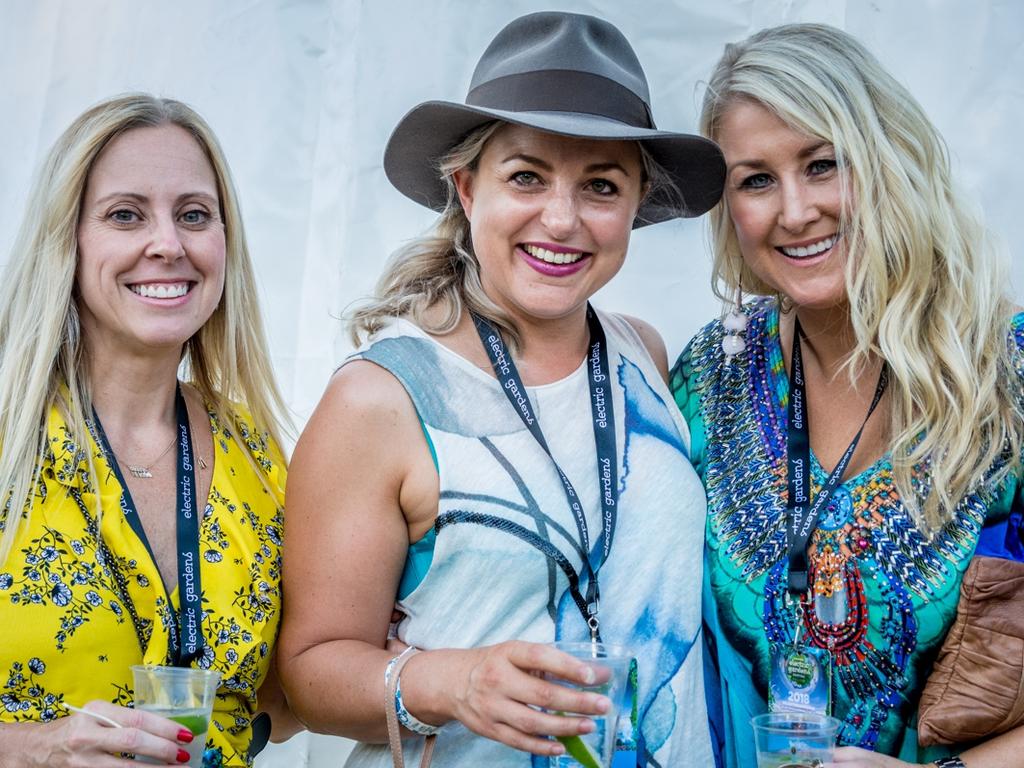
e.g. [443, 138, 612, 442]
[700, 24, 1022, 530]
[0, 93, 290, 564]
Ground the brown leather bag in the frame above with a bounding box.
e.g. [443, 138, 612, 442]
[917, 555, 1024, 746]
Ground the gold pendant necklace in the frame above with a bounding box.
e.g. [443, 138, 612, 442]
[121, 433, 178, 479]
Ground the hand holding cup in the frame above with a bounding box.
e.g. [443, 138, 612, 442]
[543, 642, 633, 768]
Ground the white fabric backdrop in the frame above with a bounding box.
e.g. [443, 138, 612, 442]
[1, 1, 1021, 765]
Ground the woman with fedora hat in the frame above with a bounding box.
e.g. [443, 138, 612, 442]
[278, 11, 723, 767]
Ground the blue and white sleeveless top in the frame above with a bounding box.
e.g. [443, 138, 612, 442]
[343, 311, 711, 768]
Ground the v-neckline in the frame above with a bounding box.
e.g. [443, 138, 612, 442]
[761, 303, 891, 490]
[102, 398, 217, 606]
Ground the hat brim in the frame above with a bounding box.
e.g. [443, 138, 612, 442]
[383, 100, 725, 227]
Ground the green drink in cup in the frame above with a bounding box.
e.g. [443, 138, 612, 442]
[545, 642, 633, 768]
[131, 665, 220, 767]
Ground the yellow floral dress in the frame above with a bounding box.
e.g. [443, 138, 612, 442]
[0, 401, 285, 767]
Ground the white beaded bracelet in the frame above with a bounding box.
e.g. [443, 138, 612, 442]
[383, 646, 442, 736]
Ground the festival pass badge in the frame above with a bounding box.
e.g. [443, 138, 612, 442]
[768, 643, 833, 716]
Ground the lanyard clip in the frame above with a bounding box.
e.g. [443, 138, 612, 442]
[788, 567, 809, 595]
[792, 593, 807, 648]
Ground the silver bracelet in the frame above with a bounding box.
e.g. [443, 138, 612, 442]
[932, 757, 966, 768]
[383, 646, 441, 736]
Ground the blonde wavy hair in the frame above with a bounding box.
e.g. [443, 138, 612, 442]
[0, 93, 290, 564]
[350, 121, 676, 349]
[700, 23, 1022, 530]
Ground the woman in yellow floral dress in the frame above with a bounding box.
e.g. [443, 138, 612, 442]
[0, 94, 297, 767]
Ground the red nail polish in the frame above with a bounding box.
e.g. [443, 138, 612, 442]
[177, 748, 190, 763]
[177, 728, 194, 743]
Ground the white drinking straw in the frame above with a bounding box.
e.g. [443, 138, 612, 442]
[63, 703, 123, 728]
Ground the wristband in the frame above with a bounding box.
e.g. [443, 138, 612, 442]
[932, 757, 966, 768]
[383, 646, 442, 736]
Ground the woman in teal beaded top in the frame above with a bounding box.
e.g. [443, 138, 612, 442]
[670, 23, 1024, 768]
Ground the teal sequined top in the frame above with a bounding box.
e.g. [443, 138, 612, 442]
[670, 300, 1023, 766]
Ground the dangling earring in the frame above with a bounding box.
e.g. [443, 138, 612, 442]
[722, 281, 747, 362]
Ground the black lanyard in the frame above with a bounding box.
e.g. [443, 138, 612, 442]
[92, 384, 204, 665]
[786, 318, 888, 596]
[472, 305, 618, 641]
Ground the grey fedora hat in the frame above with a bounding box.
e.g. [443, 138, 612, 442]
[383, 11, 725, 227]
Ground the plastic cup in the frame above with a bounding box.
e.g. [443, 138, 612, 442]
[751, 712, 841, 768]
[131, 665, 220, 767]
[544, 642, 632, 768]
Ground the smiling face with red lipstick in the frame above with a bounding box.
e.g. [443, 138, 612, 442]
[716, 100, 849, 312]
[76, 123, 226, 357]
[453, 124, 645, 330]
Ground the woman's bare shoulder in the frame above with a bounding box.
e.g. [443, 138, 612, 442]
[619, 313, 670, 383]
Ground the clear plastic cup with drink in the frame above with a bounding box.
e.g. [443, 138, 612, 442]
[131, 665, 220, 767]
[751, 711, 841, 768]
[544, 642, 632, 768]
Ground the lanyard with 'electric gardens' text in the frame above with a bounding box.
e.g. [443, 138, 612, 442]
[92, 384, 205, 666]
[472, 305, 617, 642]
[786, 318, 888, 596]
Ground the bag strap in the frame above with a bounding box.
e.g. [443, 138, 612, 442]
[386, 648, 436, 768]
